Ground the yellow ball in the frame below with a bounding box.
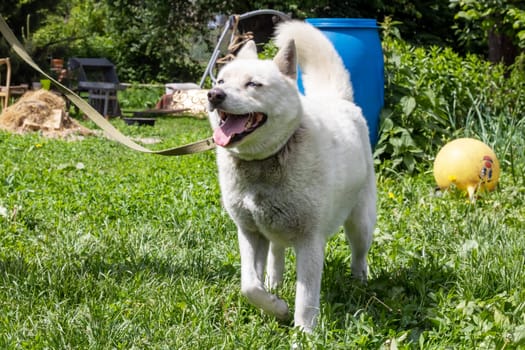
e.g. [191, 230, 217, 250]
[433, 138, 500, 199]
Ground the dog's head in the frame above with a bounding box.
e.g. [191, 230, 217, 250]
[207, 39, 302, 160]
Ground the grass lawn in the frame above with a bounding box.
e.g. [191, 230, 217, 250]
[1, 116, 524, 349]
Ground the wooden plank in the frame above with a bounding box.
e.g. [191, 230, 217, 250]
[132, 108, 190, 117]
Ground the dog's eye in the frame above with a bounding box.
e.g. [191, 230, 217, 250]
[217, 79, 224, 85]
[245, 81, 262, 88]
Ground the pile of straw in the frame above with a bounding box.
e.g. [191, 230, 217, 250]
[0, 89, 93, 138]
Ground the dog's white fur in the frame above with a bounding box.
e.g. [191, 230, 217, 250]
[207, 20, 376, 332]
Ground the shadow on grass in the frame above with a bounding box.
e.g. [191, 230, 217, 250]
[321, 252, 457, 337]
[0, 247, 238, 301]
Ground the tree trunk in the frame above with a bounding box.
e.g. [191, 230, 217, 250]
[488, 26, 518, 65]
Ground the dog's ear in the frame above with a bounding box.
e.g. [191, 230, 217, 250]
[273, 39, 297, 80]
[236, 40, 258, 60]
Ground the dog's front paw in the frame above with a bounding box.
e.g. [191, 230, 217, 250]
[270, 295, 290, 321]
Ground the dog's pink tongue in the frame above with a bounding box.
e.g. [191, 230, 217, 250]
[213, 115, 248, 146]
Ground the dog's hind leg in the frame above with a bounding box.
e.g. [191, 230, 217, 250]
[238, 229, 290, 320]
[266, 242, 285, 290]
[344, 181, 376, 282]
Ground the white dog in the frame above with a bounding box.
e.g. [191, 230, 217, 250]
[207, 20, 376, 332]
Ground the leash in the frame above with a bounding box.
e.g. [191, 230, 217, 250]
[0, 15, 215, 156]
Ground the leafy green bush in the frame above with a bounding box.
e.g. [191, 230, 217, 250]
[451, 0, 525, 51]
[25, 0, 214, 84]
[118, 84, 165, 111]
[376, 19, 525, 173]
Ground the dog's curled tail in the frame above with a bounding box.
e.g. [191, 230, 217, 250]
[274, 20, 353, 101]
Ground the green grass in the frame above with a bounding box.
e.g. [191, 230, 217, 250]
[1, 117, 524, 349]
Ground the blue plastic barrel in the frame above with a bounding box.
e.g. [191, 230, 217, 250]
[298, 18, 384, 147]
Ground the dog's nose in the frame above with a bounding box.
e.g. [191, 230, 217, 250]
[207, 87, 226, 106]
